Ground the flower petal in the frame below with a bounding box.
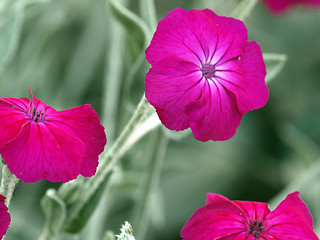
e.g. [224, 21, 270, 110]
[145, 55, 204, 131]
[186, 81, 242, 141]
[215, 41, 268, 114]
[45, 104, 107, 177]
[0, 97, 29, 111]
[262, 0, 320, 14]
[0, 98, 30, 148]
[215, 232, 250, 240]
[0, 195, 10, 239]
[145, 8, 267, 142]
[261, 0, 293, 13]
[205, 11, 247, 66]
[181, 193, 245, 240]
[1, 122, 86, 182]
[206, 192, 231, 205]
[233, 200, 270, 232]
[146, 8, 247, 67]
[263, 192, 318, 240]
[146, 8, 208, 65]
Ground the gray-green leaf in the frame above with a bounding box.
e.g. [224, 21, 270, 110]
[108, 0, 151, 59]
[263, 53, 287, 84]
[40, 189, 67, 240]
[60, 170, 114, 233]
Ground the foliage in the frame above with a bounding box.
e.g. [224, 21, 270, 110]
[0, 0, 320, 239]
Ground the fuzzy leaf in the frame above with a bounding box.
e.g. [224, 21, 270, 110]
[60, 170, 114, 233]
[263, 53, 287, 84]
[40, 189, 67, 240]
[139, 0, 157, 30]
[108, 0, 151, 61]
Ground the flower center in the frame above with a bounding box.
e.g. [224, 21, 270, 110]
[28, 106, 47, 123]
[249, 220, 265, 238]
[200, 63, 216, 79]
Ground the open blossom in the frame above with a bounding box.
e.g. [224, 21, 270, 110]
[145, 8, 268, 141]
[181, 192, 319, 240]
[262, 0, 320, 14]
[0, 88, 107, 183]
[0, 195, 10, 239]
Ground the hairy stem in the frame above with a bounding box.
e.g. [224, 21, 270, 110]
[0, 164, 19, 207]
[96, 94, 155, 176]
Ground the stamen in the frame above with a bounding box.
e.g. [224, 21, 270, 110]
[32, 107, 36, 118]
[35, 113, 41, 123]
[249, 220, 264, 238]
[28, 106, 47, 123]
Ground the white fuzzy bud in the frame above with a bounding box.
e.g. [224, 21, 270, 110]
[116, 221, 135, 240]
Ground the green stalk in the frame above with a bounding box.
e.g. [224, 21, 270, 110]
[133, 130, 168, 240]
[97, 94, 151, 174]
[102, 0, 127, 142]
[85, 1, 127, 237]
[232, 0, 259, 21]
[59, 94, 161, 234]
[139, 0, 157, 30]
[268, 159, 320, 210]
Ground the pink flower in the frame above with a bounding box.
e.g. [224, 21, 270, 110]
[0, 195, 10, 239]
[261, 0, 320, 14]
[181, 192, 319, 240]
[0, 88, 107, 183]
[145, 8, 268, 141]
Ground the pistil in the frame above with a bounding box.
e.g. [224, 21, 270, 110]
[200, 63, 216, 79]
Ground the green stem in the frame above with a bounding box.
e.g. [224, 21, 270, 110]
[231, 0, 259, 21]
[0, 0, 10, 11]
[139, 0, 157, 30]
[0, 164, 19, 207]
[102, 0, 127, 142]
[61, 0, 108, 106]
[268, 159, 320, 210]
[279, 123, 319, 166]
[57, 94, 160, 234]
[85, 1, 128, 238]
[96, 94, 152, 176]
[133, 130, 168, 240]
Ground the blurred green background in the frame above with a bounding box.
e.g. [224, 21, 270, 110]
[1, 0, 320, 239]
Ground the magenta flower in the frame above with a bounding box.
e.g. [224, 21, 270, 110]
[262, 0, 320, 14]
[0, 195, 10, 239]
[181, 192, 319, 240]
[145, 8, 268, 141]
[0, 89, 107, 183]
